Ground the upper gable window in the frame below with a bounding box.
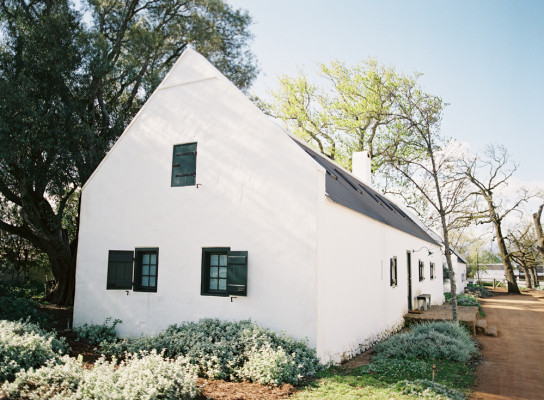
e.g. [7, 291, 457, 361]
[171, 143, 197, 187]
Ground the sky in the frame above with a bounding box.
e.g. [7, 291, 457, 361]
[227, 0, 544, 188]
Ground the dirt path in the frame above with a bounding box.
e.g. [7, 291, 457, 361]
[471, 289, 544, 400]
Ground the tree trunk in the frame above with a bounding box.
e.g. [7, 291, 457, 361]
[494, 221, 520, 294]
[43, 228, 77, 306]
[530, 267, 540, 288]
[533, 204, 544, 262]
[439, 213, 458, 322]
[520, 265, 532, 289]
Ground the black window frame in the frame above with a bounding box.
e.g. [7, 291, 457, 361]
[201, 247, 230, 296]
[133, 248, 159, 292]
[201, 247, 248, 297]
[390, 257, 398, 287]
[171, 142, 197, 187]
[430, 262, 435, 280]
[418, 260, 424, 281]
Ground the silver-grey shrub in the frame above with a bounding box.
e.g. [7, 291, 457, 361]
[100, 319, 321, 384]
[1, 350, 198, 400]
[0, 319, 69, 382]
[373, 322, 477, 362]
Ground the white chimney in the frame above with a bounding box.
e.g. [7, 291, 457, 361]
[352, 151, 372, 186]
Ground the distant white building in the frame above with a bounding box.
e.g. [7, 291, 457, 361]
[73, 49, 446, 363]
[472, 264, 543, 286]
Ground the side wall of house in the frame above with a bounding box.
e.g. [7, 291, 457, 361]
[316, 198, 445, 363]
[73, 52, 322, 346]
[444, 259, 468, 294]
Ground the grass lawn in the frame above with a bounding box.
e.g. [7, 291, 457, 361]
[294, 359, 475, 400]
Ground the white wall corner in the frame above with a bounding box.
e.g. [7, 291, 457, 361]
[352, 151, 372, 186]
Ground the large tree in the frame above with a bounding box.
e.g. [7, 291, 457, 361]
[0, 0, 257, 304]
[258, 59, 421, 172]
[508, 224, 541, 289]
[459, 145, 530, 294]
[381, 88, 471, 322]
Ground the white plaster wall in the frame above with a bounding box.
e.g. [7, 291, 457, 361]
[316, 198, 444, 363]
[74, 50, 322, 347]
[444, 259, 468, 294]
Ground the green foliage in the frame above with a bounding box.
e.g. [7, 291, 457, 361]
[0, 281, 44, 300]
[73, 318, 121, 345]
[373, 322, 477, 363]
[101, 318, 321, 385]
[465, 283, 492, 298]
[259, 59, 427, 172]
[0, 319, 69, 382]
[393, 379, 466, 400]
[1, 350, 198, 399]
[0, 296, 50, 326]
[455, 295, 478, 307]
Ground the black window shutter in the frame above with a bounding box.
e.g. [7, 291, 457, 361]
[172, 143, 197, 187]
[107, 250, 134, 289]
[390, 258, 393, 286]
[227, 251, 248, 296]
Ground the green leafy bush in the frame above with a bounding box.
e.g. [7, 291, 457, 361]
[1, 350, 198, 399]
[373, 322, 477, 363]
[73, 318, 121, 345]
[101, 319, 321, 385]
[0, 296, 50, 326]
[393, 379, 466, 400]
[456, 294, 478, 307]
[444, 293, 480, 307]
[465, 283, 492, 298]
[0, 319, 69, 382]
[0, 281, 44, 300]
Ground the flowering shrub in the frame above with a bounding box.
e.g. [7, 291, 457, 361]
[0, 319, 69, 382]
[73, 318, 121, 345]
[101, 319, 321, 385]
[373, 322, 477, 362]
[1, 350, 198, 400]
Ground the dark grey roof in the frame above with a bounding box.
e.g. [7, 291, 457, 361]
[451, 248, 467, 264]
[293, 139, 439, 245]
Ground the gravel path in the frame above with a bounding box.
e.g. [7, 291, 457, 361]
[471, 289, 544, 400]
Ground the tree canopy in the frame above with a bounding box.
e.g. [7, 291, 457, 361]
[0, 0, 257, 304]
[258, 59, 423, 173]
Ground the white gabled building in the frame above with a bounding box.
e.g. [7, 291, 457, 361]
[73, 49, 445, 363]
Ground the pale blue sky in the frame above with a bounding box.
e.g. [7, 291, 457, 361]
[228, 0, 544, 183]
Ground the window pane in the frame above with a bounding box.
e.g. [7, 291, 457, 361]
[142, 276, 149, 287]
[209, 278, 218, 290]
[150, 254, 157, 264]
[219, 255, 227, 266]
[150, 265, 156, 276]
[218, 279, 226, 291]
[149, 277, 156, 287]
[210, 255, 219, 266]
[219, 267, 227, 278]
[210, 267, 218, 278]
[143, 254, 150, 264]
[142, 265, 149, 276]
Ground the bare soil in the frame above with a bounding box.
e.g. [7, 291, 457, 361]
[471, 288, 544, 400]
